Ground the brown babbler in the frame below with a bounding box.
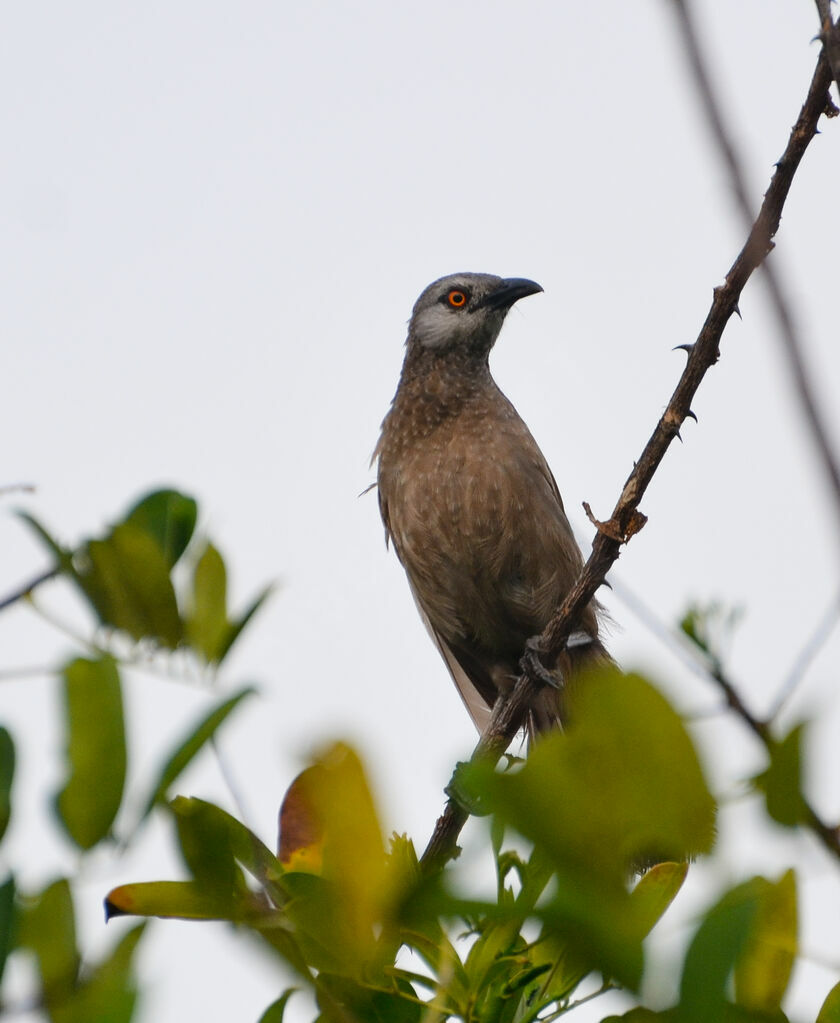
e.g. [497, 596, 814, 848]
[375, 273, 608, 740]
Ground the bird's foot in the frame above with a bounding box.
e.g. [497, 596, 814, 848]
[520, 637, 562, 690]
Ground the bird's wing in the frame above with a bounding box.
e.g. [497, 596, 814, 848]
[408, 584, 492, 733]
[377, 484, 393, 551]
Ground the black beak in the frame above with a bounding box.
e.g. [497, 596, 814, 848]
[476, 277, 543, 311]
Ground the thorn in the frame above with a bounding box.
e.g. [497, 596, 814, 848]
[685, 409, 698, 423]
[733, 302, 742, 320]
[673, 343, 694, 354]
[675, 429, 683, 444]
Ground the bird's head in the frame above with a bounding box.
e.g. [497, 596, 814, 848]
[407, 273, 543, 355]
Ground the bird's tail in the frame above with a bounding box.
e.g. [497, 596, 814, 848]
[526, 636, 612, 744]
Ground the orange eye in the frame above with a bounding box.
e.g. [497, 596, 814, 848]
[447, 290, 467, 308]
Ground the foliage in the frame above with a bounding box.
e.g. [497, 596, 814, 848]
[1, 490, 838, 1022]
[0, 489, 268, 1021]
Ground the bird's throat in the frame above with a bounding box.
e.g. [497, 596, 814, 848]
[392, 345, 496, 440]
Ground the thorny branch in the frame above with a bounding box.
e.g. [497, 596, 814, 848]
[671, 0, 840, 534]
[421, 45, 837, 873]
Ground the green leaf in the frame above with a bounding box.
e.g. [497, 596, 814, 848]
[77, 523, 183, 647]
[52, 923, 147, 1023]
[447, 760, 491, 816]
[679, 601, 743, 662]
[464, 669, 715, 878]
[817, 981, 840, 1023]
[105, 880, 250, 922]
[218, 583, 274, 664]
[399, 927, 469, 1010]
[276, 744, 393, 980]
[279, 872, 354, 974]
[123, 488, 198, 568]
[258, 989, 297, 1023]
[525, 930, 586, 1007]
[463, 917, 521, 996]
[0, 875, 15, 987]
[461, 669, 715, 990]
[169, 797, 285, 903]
[754, 726, 809, 828]
[630, 861, 689, 939]
[137, 687, 255, 823]
[167, 797, 289, 920]
[316, 973, 422, 1023]
[184, 543, 274, 664]
[171, 797, 249, 902]
[55, 656, 126, 850]
[17, 878, 79, 1008]
[734, 871, 797, 1012]
[106, 872, 308, 978]
[187, 543, 229, 661]
[0, 726, 14, 843]
[17, 510, 74, 569]
[20, 492, 195, 648]
[679, 879, 762, 1023]
[298, 746, 386, 963]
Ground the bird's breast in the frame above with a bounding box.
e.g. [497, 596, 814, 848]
[379, 402, 561, 601]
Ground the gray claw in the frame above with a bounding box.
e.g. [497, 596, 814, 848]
[521, 638, 562, 690]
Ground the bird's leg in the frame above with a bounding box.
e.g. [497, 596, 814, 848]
[520, 636, 563, 690]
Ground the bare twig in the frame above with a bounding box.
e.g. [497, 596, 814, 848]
[607, 571, 840, 726]
[606, 574, 725, 691]
[421, 50, 835, 872]
[672, 0, 840, 533]
[769, 586, 840, 719]
[0, 567, 58, 613]
[703, 656, 840, 860]
[0, 483, 36, 498]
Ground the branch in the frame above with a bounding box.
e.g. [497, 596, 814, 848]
[815, 0, 840, 98]
[671, 0, 840, 536]
[703, 655, 840, 861]
[769, 586, 840, 718]
[420, 49, 835, 873]
[0, 567, 58, 613]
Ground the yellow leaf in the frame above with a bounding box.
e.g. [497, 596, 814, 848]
[734, 870, 797, 1012]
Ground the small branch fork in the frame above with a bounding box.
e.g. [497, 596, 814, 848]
[421, 47, 837, 873]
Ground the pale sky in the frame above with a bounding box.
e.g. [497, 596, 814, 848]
[2, 3, 840, 1021]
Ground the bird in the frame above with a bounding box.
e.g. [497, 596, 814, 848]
[374, 272, 608, 741]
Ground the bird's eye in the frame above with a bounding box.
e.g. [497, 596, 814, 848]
[447, 290, 467, 308]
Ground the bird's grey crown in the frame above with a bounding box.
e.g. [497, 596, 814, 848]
[407, 272, 541, 352]
[410, 272, 504, 317]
